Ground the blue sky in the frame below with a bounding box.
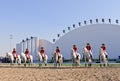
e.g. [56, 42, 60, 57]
[0, 0, 120, 56]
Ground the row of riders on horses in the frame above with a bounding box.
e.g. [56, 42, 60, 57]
[6, 43, 108, 67]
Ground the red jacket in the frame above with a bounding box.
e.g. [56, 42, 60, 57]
[101, 46, 106, 51]
[12, 50, 16, 54]
[73, 47, 78, 52]
[25, 50, 30, 55]
[12, 50, 18, 58]
[40, 49, 45, 54]
[86, 45, 91, 51]
[56, 48, 60, 53]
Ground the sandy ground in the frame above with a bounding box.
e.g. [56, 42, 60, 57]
[0, 67, 119, 81]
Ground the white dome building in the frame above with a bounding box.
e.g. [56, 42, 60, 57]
[53, 24, 120, 59]
[16, 23, 120, 61]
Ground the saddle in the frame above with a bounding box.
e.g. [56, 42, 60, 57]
[42, 56, 46, 60]
[26, 55, 30, 60]
[58, 55, 61, 58]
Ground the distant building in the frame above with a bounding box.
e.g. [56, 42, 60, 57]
[16, 37, 53, 61]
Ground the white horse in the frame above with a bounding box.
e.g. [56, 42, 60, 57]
[99, 48, 108, 67]
[83, 48, 92, 67]
[52, 51, 63, 67]
[37, 52, 48, 66]
[20, 53, 33, 66]
[6, 52, 21, 64]
[71, 49, 80, 66]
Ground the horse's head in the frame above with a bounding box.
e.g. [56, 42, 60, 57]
[38, 52, 42, 58]
[21, 52, 25, 56]
[71, 49, 77, 58]
[83, 47, 88, 53]
[52, 51, 56, 56]
[6, 52, 14, 62]
[71, 48, 75, 53]
[20, 52, 26, 60]
[100, 48, 104, 55]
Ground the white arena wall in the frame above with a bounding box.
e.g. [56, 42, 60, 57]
[16, 24, 120, 60]
[54, 24, 120, 59]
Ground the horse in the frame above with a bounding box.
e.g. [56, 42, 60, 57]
[99, 48, 108, 67]
[37, 52, 48, 66]
[83, 47, 93, 67]
[52, 51, 63, 67]
[6, 52, 21, 65]
[71, 49, 80, 66]
[20, 53, 33, 66]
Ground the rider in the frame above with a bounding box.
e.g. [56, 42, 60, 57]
[56, 46, 61, 57]
[86, 43, 93, 59]
[101, 43, 108, 59]
[40, 47, 46, 59]
[12, 48, 18, 60]
[25, 48, 30, 59]
[72, 45, 79, 56]
[73, 45, 78, 53]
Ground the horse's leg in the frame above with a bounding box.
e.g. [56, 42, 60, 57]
[84, 58, 87, 67]
[58, 58, 61, 67]
[11, 60, 14, 65]
[44, 60, 47, 66]
[104, 58, 108, 67]
[73, 58, 76, 66]
[23, 60, 26, 66]
[38, 59, 42, 67]
[89, 59, 92, 67]
[100, 57, 103, 67]
[18, 59, 21, 65]
[39, 63, 42, 67]
[39, 59, 42, 67]
[54, 62, 57, 67]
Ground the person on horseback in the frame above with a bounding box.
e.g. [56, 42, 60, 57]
[86, 43, 93, 59]
[40, 47, 46, 59]
[73, 45, 78, 53]
[56, 46, 61, 57]
[25, 48, 30, 59]
[101, 43, 108, 59]
[12, 48, 18, 60]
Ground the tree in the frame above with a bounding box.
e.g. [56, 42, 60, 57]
[90, 19, 92, 24]
[96, 19, 98, 23]
[73, 24, 75, 28]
